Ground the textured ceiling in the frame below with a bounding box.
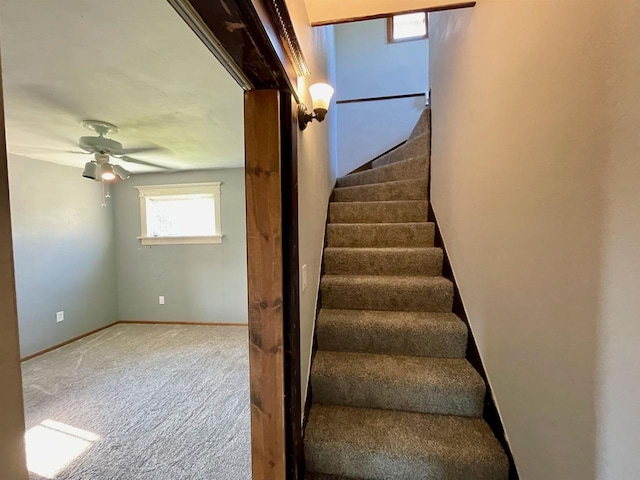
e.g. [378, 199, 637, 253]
[0, 0, 244, 173]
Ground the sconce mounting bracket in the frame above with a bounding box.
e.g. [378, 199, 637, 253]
[298, 103, 315, 130]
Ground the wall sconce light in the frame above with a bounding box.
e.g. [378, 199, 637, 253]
[298, 83, 335, 130]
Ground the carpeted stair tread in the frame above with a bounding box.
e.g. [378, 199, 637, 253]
[326, 222, 435, 248]
[372, 132, 430, 169]
[321, 275, 453, 312]
[333, 178, 427, 202]
[316, 309, 467, 357]
[329, 200, 428, 224]
[305, 404, 509, 480]
[336, 155, 428, 188]
[324, 247, 443, 276]
[312, 351, 485, 416]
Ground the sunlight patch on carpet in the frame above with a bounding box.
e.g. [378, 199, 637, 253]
[25, 419, 100, 479]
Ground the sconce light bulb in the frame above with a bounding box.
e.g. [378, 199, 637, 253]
[309, 83, 334, 112]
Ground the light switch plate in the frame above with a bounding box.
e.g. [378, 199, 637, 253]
[56, 311, 64, 323]
[302, 264, 308, 292]
[159, 296, 165, 305]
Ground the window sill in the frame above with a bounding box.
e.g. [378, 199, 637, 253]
[137, 235, 223, 245]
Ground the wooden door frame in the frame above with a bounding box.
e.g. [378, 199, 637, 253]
[170, 1, 306, 478]
[0, 58, 29, 480]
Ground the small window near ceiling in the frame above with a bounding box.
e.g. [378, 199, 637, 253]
[388, 12, 428, 43]
[135, 182, 222, 245]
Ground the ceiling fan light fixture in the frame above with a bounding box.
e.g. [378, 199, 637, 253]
[82, 161, 98, 180]
[99, 163, 117, 181]
[113, 164, 131, 181]
[76, 121, 168, 181]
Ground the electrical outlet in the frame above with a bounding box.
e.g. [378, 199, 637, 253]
[302, 264, 308, 292]
[159, 296, 165, 305]
[56, 311, 64, 323]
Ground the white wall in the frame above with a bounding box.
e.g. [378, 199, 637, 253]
[597, 4, 640, 477]
[113, 168, 247, 324]
[429, 1, 640, 479]
[337, 97, 426, 176]
[335, 19, 428, 100]
[335, 19, 428, 175]
[285, 0, 338, 414]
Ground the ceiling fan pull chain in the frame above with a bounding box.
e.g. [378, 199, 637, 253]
[101, 182, 109, 207]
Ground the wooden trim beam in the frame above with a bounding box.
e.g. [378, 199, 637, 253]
[244, 89, 287, 479]
[310, 2, 476, 27]
[172, 0, 293, 92]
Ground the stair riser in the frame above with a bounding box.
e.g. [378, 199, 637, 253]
[321, 281, 453, 312]
[312, 371, 484, 417]
[329, 201, 427, 224]
[333, 179, 427, 202]
[372, 134, 430, 169]
[306, 474, 356, 480]
[324, 249, 443, 276]
[326, 224, 435, 248]
[316, 317, 467, 357]
[336, 156, 428, 188]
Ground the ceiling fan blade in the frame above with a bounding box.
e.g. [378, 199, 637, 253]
[120, 156, 172, 170]
[117, 146, 164, 155]
[11, 145, 90, 155]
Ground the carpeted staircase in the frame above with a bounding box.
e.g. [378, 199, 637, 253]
[304, 109, 509, 480]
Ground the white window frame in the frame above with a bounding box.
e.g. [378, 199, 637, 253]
[387, 11, 429, 44]
[135, 182, 222, 246]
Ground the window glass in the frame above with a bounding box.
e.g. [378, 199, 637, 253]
[392, 12, 427, 40]
[146, 195, 216, 237]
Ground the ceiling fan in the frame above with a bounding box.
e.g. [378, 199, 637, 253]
[77, 120, 170, 182]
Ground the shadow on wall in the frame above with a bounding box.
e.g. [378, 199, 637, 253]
[428, 2, 613, 479]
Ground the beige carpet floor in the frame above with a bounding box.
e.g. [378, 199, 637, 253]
[21, 323, 251, 480]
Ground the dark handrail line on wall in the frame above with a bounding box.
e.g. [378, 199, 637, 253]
[336, 92, 425, 105]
